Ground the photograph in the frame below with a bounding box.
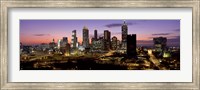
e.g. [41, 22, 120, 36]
[20, 20, 180, 70]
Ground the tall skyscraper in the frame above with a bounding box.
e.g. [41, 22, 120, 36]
[71, 30, 77, 49]
[104, 30, 111, 50]
[127, 34, 137, 57]
[121, 21, 128, 50]
[82, 26, 89, 48]
[94, 29, 98, 40]
[153, 37, 167, 52]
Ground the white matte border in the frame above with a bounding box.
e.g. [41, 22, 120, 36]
[8, 8, 192, 82]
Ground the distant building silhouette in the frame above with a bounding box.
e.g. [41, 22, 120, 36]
[127, 34, 137, 57]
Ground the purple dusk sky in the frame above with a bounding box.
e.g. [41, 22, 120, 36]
[20, 20, 180, 46]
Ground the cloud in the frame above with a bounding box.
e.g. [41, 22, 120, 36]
[33, 34, 50, 36]
[152, 33, 172, 36]
[105, 22, 136, 28]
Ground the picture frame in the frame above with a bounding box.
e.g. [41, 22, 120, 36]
[0, 0, 199, 89]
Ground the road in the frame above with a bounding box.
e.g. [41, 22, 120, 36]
[147, 50, 161, 69]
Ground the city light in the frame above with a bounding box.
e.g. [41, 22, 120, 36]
[20, 20, 180, 70]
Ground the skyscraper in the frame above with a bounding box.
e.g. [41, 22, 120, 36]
[57, 39, 61, 49]
[82, 26, 89, 48]
[71, 30, 77, 49]
[94, 29, 98, 40]
[63, 37, 68, 44]
[127, 34, 137, 57]
[104, 30, 111, 50]
[121, 21, 128, 50]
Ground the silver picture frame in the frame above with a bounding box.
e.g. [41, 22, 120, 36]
[0, 0, 199, 89]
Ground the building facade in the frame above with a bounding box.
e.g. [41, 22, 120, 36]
[121, 21, 128, 50]
[94, 29, 98, 40]
[71, 30, 77, 49]
[82, 26, 89, 48]
[127, 34, 137, 57]
[111, 36, 118, 50]
[104, 30, 111, 50]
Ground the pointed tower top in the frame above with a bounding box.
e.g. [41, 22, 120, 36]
[83, 26, 88, 29]
[123, 20, 126, 25]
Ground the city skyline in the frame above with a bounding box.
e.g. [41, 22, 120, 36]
[20, 20, 180, 46]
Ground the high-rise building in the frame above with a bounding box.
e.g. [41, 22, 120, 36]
[153, 37, 167, 52]
[117, 40, 121, 49]
[63, 37, 68, 43]
[94, 29, 98, 40]
[82, 26, 89, 48]
[127, 34, 137, 57]
[57, 39, 61, 49]
[111, 36, 118, 50]
[104, 30, 111, 50]
[61, 37, 68, 47]
[71, 30, 77, 49]
[121, 20, 128, 50]
[91, 37, 105, 51]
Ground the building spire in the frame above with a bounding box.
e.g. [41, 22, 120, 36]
[123, 20, 126, 25]
[83, 26, 88, 29]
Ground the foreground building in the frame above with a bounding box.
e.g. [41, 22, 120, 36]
[127, 34, 137, 57]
